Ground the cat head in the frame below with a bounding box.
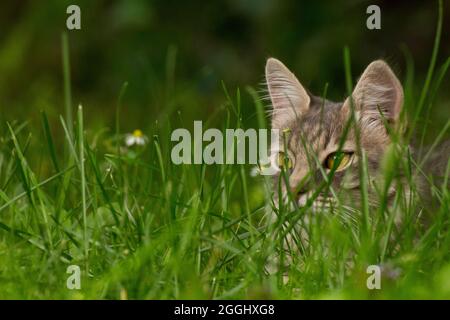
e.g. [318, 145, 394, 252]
[265, 58, 403, 209]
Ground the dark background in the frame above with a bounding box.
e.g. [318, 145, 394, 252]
[0, 0, 448, 139]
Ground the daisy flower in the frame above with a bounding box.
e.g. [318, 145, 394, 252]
[125, 129, 148, 147]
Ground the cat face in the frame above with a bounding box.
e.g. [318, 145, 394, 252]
[265, 58, 403, 209]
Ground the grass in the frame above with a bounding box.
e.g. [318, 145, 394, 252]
[0, 3, 449, 300]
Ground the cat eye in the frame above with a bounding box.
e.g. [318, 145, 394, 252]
[324, 152, 353, 171]
[277, 152, 293, 171]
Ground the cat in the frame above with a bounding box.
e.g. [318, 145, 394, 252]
[264, 57, 448, 220]
[262, 57, 449, 279]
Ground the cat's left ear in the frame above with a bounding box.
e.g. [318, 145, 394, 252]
[265, 58, 310, 129]
[343, 60, 403, 124]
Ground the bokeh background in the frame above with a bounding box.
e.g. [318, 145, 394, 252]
[0, 0, 449, 148]
[0, 0, 449, 300]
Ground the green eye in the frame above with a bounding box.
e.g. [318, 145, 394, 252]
[277, 152, 293, 170]
[324, 152, 353, 171]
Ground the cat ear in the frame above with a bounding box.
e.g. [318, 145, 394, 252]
[265, 58, 310, 129]
[343, 60, 403, 126]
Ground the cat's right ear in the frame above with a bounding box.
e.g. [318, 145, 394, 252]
[342, 60, 403, 125]
[265, 58, 310, 129]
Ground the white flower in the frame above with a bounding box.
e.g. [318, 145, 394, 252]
[125, 129, 148, 147]
[250, 162, 274, 177]
[250, 166, 261, 177]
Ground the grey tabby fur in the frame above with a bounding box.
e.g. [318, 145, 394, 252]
[265, 58, 448, 221]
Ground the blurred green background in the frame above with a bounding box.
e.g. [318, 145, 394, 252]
[0, 0, 449, 147]
[0, 0, 449, 300]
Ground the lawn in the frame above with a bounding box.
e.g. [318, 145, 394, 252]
[0, 0, 449, 299]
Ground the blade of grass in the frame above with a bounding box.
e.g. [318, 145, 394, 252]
[408, 0, 443, 141]
[62, 32, 73, 139]
[77, 105, 89, 270]
[40, 110, 60, 173]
